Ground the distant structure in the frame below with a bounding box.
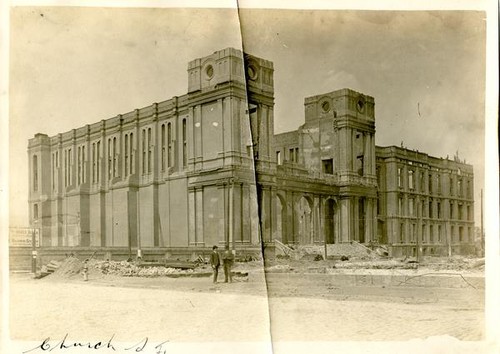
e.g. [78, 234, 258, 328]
[28, 48, 475, 258]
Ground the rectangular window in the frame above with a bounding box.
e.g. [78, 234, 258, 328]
[289, 148, 295, 163]
[182, 119, 187, 168]
[322, 159, 333, 174]
[113, 137, 117, 178]
[398, 197, 403, 216]
[409, 198, 414, 216]
[129, 134, 133, 175]
[467, 205, 471, 220]
[437, 225, 441, 243]
[68, 148, 72, 185]
[148, 128, 152, 173]
[161, 124, 165, 171]
[96, 141, 100, 182]
[457, 179, 462, 197]
[422, 224, 427, 243]
[397, 167, 402, 188]
[356, 155, 364, 176]
[429, 173, 433, 193]
[400, 223, 405, 243]
[420, 171, 425, 192]
[34, 203, 38, 219]
[437, 202, 441, 219]
[276, 151, 281, 165]
[437, 174, 441, 194]
[167, 124, 172, 168]
[108, 139, 112, 179]
[295, 148, 299, 163]
[125, 134, 129, 176]
[82, 146, 85, 183]
[430, 225, 435, 243]
[408, 170, 414, 190]
[449, 176, 453, 195]
[411, 224, 416, 243]
[52, 153, 55, 190]
[64, 150, 67, 187]
[77, 146, 81, 185]
[458, 204, 464, 220]
[429, 200, 433, 218]
[142, 130, 146, 174]
[92, 143, 96, 183]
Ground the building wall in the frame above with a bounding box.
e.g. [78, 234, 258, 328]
[27, 47, 475, 255]
[376, 146, 475, 256]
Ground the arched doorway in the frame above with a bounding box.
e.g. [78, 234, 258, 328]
[297, 196, 313, 244]
[325, 198, 336, 244]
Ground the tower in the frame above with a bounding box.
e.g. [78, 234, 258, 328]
[302, 88, 377, 244]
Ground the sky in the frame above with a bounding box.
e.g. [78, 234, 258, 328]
[9, 7, 487, 226]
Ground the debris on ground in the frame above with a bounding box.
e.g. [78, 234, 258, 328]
[50, 257, 84, 278]
[375, 246, 389, 257]
[333, 259, 417, 269]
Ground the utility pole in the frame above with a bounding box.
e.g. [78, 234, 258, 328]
[480, 189, 484, 256]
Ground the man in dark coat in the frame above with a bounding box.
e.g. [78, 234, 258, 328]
[222, 245, 235, 283]
[210, 245, 220, 283]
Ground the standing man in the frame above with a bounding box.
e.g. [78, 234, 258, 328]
[210, 245, 220, 283]
[222, 245, 235, 283]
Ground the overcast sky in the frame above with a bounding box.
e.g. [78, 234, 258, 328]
[9, 7, 486, 226]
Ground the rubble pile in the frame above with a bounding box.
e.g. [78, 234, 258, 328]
[332, 259, 416, 270]
[51, 257, 84, 278]
[426, 257, 485, 271]
[93, 260, 195, 277]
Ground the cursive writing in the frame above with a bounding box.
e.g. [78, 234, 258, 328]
[23, 334, 169, 353]
[23, 334, 116, 353]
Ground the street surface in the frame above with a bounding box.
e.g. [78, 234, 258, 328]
[9, 269, 484, 345]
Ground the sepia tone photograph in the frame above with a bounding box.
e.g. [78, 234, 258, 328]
[2, 2, 498, 354]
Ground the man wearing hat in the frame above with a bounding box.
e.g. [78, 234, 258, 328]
[222, 245, 235, 283]
[210, 245, 220, 283]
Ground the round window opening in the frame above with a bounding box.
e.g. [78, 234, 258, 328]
[247, 65, 258, 80]
[205, 65, 214, 79]
[321, 101, 330, 112]
[356, 99, 365, 112]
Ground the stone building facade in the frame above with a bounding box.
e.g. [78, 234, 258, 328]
[27, 48, 475, 257]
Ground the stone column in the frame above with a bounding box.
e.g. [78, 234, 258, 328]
[195, 187, 204, 245]
[339, 197, 351, 243]
[364, 198, 373, 243]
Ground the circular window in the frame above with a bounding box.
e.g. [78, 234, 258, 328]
[247, 65, 258, 80]
[321, 101, 330, 112]
[205, 65, 214, 79]
[356, 99, 365, 113]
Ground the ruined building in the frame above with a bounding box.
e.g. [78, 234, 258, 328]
[28, 48, 475, 257]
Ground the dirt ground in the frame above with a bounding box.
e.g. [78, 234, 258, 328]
[5, 255, 491, 354]
[9, 258, 484, 343]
